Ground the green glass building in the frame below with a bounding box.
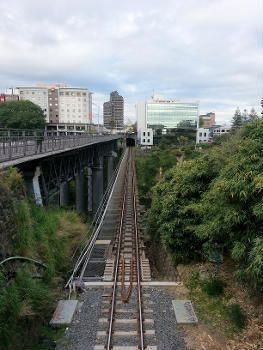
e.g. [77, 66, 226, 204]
[136, 93, 199, 135]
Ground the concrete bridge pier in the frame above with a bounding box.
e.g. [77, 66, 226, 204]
[75, 170, 85, 214]
[23, 166, 43, 206]
[87, 167, 93, 213]
[92, 157, 104, 215]
[106, 151, 117, 186]
[59, 182, 69, 206]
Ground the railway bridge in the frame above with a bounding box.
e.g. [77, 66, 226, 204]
[0, 129, 129, 215]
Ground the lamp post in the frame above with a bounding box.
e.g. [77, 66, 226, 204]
[92, 102, 100, 134]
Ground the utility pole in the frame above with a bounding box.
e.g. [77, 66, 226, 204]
[92, 102, 100, 134]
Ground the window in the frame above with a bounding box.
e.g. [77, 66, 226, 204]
[143, 132, 145, 136]
[147, 132, 150, 136]
[204, 133, 206, 137]
[143, 139, 145, 143]
[222, 129, 225, 132]
[32, 92, 34, 95]
[199, 132, 202, 137]
[147, 139, 150, 143]
[60, 92, 64, 96]
[65, 92, 69, 96]
[82, 92, 86, 96]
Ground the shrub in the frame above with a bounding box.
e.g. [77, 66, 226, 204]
[228, 303, 247, 329]
[201, 278, 226, 296]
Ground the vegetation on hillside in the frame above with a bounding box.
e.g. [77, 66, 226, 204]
[0, 100, 46, 129]
[147, 120, 263, 291]
[0, 169, 88, 349]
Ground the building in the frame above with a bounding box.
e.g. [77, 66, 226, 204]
[103, 91, 124, 129]
[0, 89, 19, 103]
[212, 126, 231, 136]
[136, 93, 199, 138]
[196, 125, 231, 144]
[199, 112, 215, 128]
[140, 128, 153, 147]
[196, 128, 210, 144]
[16, 83, 92, 124]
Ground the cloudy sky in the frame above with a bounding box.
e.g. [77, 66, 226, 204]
[0, 0, 262, 124]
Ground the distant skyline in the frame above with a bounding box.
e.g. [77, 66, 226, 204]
[0, 0, 262, 126]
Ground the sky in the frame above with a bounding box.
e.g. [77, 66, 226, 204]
[0, 0, 262, 125]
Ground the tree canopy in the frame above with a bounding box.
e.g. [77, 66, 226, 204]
[231, 107, 242, 130]
[147, 119, 263, 291]
[0, 100, 46, 129]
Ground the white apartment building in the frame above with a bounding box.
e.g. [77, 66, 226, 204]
[17, 83, 92, 124]
[196, 128, 210, 144]
[140, 128, 153, 146]
[212, 126, 231, 136]
[18, 86, 50, 121]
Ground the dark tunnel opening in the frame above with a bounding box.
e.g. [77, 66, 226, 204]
[126, 137, 136, 147]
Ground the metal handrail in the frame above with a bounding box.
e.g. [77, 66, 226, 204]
[0, 133, 121, 163]
[65, 148, 128, 288]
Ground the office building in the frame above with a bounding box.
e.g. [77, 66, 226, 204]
[199, 112, 215, 128]
[0, 92, 19, 103]
[17, 83, 92, 124]
[103, 91, 124, 129]
[136, 93, 199, 137]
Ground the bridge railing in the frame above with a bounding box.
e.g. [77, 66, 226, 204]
[0, 128, 119, 163]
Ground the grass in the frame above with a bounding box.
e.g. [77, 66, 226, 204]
[0, 198, 88, 349]
[185, 270, 247, 336]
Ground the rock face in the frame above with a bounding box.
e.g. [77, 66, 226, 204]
[0, 169, 25, 260]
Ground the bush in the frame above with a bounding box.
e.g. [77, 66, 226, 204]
[201, 278, 226, 296]
[228, 303, 247, 329]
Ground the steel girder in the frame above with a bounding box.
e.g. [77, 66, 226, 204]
[39, 140, 116, 204]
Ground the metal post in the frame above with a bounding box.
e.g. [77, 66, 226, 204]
[75, 170, 85, 214]
[92, 156, 104, 215]
[60, 182, 70, 206]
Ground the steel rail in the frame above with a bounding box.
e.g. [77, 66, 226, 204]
[106, 149, 130, 350]
[65, 148, 128, 288]
[132, 157, 144, 350]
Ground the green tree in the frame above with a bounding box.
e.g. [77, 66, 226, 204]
[199, 117, 204, 127]
[0, 100, 46, 129]
[231, 107, 242, 130]
[248, 108, 259, 120]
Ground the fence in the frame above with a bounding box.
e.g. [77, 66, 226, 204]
[0, 128, 120, 163]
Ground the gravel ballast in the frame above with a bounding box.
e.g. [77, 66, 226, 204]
[56, 287, 188, 350]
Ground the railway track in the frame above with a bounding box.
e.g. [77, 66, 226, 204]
[94, 148, 156, 350]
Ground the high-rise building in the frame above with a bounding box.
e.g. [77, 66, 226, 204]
[17, 83, 92, 124]
[103, 91, 124, 129]
[136, 93, 199, 136]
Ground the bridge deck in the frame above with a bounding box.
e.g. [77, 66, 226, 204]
[0, 135, 121, 168]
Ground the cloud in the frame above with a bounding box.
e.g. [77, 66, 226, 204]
[0, 0, 262, 124]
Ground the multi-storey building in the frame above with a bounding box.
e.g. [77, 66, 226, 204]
[199, 112, 215, 128]
[0, 92, 19, 103]
[136, 93, 199, 137]
[17, 84, 92, 124]
[103, 91, 124, 129]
